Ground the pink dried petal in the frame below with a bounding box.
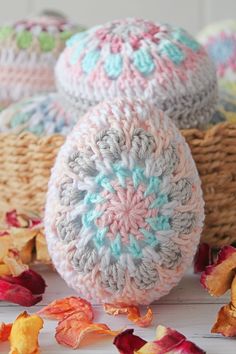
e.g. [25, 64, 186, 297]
[0, 279, 42, 306]
[113, 329, 147, 354]
[6, 210, 21, 227]
[2, 269, 46, 295]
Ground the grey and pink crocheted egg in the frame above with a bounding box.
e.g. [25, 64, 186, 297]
[45, 98, 204, 305]
[56, 17, 217, 129]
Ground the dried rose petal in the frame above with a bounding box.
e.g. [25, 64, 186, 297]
[2, 269, 46, 295]
[9, 311, 43, 353]
[104, 303, 153, 327]
[201, 246, 236, 296]
[0, 279, 42, 306]
[0, 264, 11, 276]
[6, 210, 21, 227]
[194, 243, 212, 273]
[113, 329, 147, 354]
[211, 303, 236, 337]
[3, 253, 28, 276]
[136, 325, 205, 354]
[38, 296, 94, 321]
[55, 312, 119, 349]
[0, 322, 12, 342]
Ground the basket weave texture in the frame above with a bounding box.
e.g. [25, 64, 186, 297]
[0, 122, 235, 248]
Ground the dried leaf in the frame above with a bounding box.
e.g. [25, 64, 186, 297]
[194, 243, 212, 273]
[2, 269, 46, 295]
[0, 279, 42, 306]
[55, 312, 119, 349]
[135, 325, 205, 354]
[0, 322, 12, 342]
[113, 329, 147, 354]
[201, 246, 236, 296]
[9, 311, 43, 354]
[38, 296, 94, 321]
[104, 303, 153, 328]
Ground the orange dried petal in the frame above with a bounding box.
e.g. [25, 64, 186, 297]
[9, 311, 43, 354]
[0, 322, 12, 342]
[201, 246, 236, 296]
[211, 303, 236, 337]
[0, 263, 11, 276]
[55, 312, 119, 349]
[37, 296, 94, 321]
[104, 303, 153, 328]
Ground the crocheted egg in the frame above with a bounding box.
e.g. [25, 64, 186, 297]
[198, 20, 236, 94]
[55, 17, 217, 129]
[0, 93, 73, 136]
[0, 15, 83, 109]
[210, 89, 236, 125]
[45, 98, 204, 305]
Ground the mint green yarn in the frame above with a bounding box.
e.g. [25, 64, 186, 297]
[150, 194, 168, 209]
[70, 42, 85, 65]
[96, 174, 114, 193]
[29, 123, 44, 135]
[0, 26, 13, 41]
[144, 176, 160, 197]
[113, 164, 130, 187]
[111, 234, 122, 257]
[84, 192, 104, 205]
[94, 227, 108, 248]
[159, 40, 185, 65]
[104, 53, 123, 79]
[17, 30, 33, 49]
[140, 229, 159, 247]
[146, 215, 170, 231]
[82, 209, 101, 228]
[10, 112, 30, 128]
[39, 32, 55, 52]
[132, 167, 147, 189]
[67, 31, 87, 47]
[82, 50, 100, 74]
[173, 30, 200, 52]
[128, 235, 142, 258]
[133, 49, 155, 76]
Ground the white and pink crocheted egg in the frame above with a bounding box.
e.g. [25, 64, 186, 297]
[56, 17, 217, 129]
[45, 98, 204, 305]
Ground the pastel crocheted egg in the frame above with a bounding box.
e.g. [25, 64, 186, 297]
[55, 17, 217, 129]
[198, 20, 236, 94]
[0, 93, 73, 136]
[45, 98, 204, 305]
[210, 89, 236, 125]
[0, 15, 83, 109]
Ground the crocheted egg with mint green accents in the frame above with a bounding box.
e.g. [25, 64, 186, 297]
[0, 15, 84, 110]
[55, 17, 218, 129]
[0, 93, 73, 136]
[198, 20, 236, 95]
[45, 98, 204, 305]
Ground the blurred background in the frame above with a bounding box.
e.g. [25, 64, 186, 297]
[1, 0, 236, 35]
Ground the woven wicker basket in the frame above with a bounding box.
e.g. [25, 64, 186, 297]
[0, 123, 236, 248]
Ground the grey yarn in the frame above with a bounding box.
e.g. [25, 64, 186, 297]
[171, 212, 196, 234]
[133, 260, 159, 289]
[96, 128, 125, 161]
[131, 128, 156, 160]
[59, 177, 86, 206]
[101, 263, 126, 292]
[56, 216, 82, 242]
[169, 178, 192, 205]
[68, 150, 97, 177]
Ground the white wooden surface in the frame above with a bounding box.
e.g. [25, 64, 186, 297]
[1, 0, 236, 34]
[0, 269, 235, 353]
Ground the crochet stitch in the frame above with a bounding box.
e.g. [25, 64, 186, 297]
[0, 15, 83, 110]
[198, 20, 236, 95]
[45, 98, 204, 305]
[55, 17, 218, 129]
[0, 93, 74, 136]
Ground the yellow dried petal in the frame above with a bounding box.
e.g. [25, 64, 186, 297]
[35, 232, 51, 263]
[0, 263, 11, 276]
[9, 311, 43, 354]
[0, 235, 11, 261]
[3, 254, 28, 276]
